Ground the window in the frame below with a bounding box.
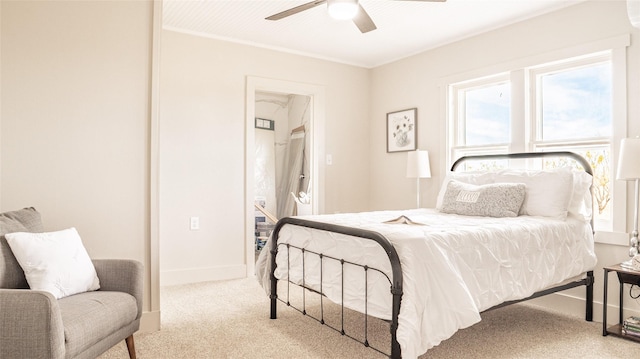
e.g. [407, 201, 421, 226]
[463, 80, 511, 146]
[531, 54, 612, 227]
[450, 74, 511, 163]
[536, 61, 611, 141]
[447, 44, 626, 233]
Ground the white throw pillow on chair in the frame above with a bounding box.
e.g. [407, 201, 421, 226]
[5, 227, 100, 299]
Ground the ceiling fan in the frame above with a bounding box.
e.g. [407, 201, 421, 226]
[265, 0, 447, 34]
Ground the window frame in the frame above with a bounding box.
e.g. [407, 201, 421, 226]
[529, 52, 614, 231]
[529, 51, 612, 148]
[449, 73, 511, 160]
[441, 34, 630, 244]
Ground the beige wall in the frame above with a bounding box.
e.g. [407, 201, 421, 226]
[158, 30, 372, 285]
[1, 0, 159, 328]
[371, 1, 638, 210]
[370, 0, 640, 320]
[0, 0, 372, 330]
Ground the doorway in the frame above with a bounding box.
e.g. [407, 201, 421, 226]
[255, 92, 311, 220]
[245, 77, 326, 277]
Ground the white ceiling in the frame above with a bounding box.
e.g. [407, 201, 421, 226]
[163, 0, 588, 68]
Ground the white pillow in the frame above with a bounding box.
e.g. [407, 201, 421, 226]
[494, 167, 574, 220]
[5, 228, 100, 299]
[568, 170, 593, 221]
[436, 171, 496, 210]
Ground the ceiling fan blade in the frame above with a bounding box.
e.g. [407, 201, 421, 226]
[266, 0, 327, 21]
[353, 4, 376, 33]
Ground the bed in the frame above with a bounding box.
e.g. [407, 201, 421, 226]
[255, 152, 597, 359]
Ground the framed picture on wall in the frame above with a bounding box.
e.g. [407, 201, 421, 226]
[387, 108, 417, 153]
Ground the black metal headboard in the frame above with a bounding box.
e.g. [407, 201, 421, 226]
[450, 151, 595, 233]
[450, 151, 593, 176]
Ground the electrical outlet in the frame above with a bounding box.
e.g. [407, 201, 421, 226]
[190, 217, 200, 230]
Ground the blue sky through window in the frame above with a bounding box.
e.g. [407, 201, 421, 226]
[464, 82, 510, 145]
[541, 63, 611, 140]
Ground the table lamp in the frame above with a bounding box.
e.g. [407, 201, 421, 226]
[406, 150, 431, 208]
[616, 137, 640, 268]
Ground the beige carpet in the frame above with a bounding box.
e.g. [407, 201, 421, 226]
[100, 278, 639, 359]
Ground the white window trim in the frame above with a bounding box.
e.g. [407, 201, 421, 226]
[439, 34, 631, 245]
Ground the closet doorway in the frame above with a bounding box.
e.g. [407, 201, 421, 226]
[245, 77, 326, 276]
[254, 92, 310, 222]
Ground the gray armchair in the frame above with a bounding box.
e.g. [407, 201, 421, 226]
[0, 208, 143, 359]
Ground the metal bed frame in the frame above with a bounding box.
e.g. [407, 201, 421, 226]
[268, 152, 596, 359]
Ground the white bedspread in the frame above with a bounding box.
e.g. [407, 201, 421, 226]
[255, 208, 597, 359]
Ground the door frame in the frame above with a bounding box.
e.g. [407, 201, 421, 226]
[245, 76, 325, 276]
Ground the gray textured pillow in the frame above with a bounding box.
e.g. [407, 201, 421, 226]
[0, 207, 43, 289]
[440, 180, 526, 218]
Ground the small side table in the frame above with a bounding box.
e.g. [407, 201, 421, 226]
[602, 263, 640, 343]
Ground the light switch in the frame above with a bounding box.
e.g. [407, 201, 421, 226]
[190, 217, 200, 230]
[326, 154, 333, 165]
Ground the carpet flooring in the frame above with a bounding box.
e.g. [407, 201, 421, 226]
[99, 277, 640, 358]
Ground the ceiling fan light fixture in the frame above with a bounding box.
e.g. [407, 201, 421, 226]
[327, 0, 359, 20]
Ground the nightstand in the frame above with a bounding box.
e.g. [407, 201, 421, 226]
[602, 263, 640, 343]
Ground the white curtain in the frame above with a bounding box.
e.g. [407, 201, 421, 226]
[277, 128, 305, 219]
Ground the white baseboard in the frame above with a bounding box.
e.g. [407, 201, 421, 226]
[139, 310, 161, 333]
[526, 291, 640, 325]
[160, 264, 247, 286]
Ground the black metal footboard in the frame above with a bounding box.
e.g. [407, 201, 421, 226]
[483, 270, 595, 320]
[269, 216, 404, 358]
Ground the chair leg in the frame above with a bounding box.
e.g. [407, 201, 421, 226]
[125, 335, 137, 359]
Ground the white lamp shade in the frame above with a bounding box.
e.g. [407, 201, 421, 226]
[327, 0, 359, 20]
[617, 137, 640, 180]
[628, 0, 640, 28]
[406, 150, 431, 178]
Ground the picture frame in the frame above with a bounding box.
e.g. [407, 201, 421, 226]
[387, 108, 417, 153]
